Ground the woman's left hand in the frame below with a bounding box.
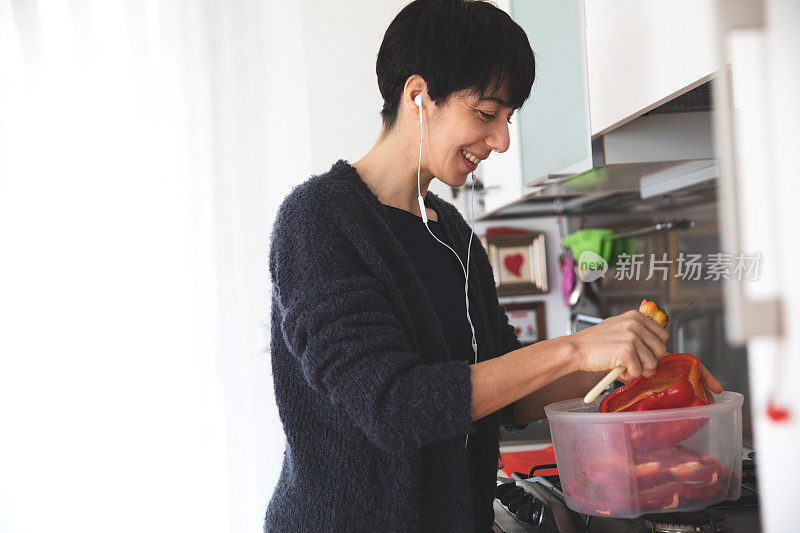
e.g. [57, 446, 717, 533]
[700, 362, 723, 394]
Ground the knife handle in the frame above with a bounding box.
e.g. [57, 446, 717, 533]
[583, 366, 625, 404]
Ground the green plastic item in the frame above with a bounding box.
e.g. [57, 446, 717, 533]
[562, 229, 637, 270]
[562, 229, 613, 264]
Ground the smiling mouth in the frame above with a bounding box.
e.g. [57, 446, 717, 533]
[461, 149, 483, 165]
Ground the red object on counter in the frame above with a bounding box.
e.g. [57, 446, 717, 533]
[499, 446, 558, 477]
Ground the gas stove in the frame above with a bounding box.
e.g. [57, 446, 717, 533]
[493, 450, 759, 532]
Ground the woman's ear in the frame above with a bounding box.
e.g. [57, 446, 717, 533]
[403, 74, 428, 115]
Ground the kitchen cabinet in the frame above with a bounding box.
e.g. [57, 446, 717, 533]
[585, 0, 723, 136]
[481, 0, 722, 218]
[509, 0, 593, 187]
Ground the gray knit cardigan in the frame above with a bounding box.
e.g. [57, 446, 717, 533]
[265, 160, 527, 532]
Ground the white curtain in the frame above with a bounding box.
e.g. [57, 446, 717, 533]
[0, 1, 310, 531]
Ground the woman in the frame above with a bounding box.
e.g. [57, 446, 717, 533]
[265, 0, 723, 531]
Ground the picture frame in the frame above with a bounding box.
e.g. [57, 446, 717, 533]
[503, 301, 547, 345]
[667, 222, 723, 302]
[485, 230, 548, 297]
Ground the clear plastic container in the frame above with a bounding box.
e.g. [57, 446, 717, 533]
[544, 391, 743, 518]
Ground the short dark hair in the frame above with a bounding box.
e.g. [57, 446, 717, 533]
[376, 0, 536, 132]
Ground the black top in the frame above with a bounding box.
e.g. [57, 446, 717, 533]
[382, 204, 484, 363]
[383, 203, 494, 529]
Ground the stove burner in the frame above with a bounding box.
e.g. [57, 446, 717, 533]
[642, 509, 729, 532]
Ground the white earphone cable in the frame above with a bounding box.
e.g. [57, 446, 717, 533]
[415, 98, 478, 365]
[416, 96, 478, 449]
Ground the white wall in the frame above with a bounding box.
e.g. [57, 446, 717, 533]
[0, 1, 311, 532]
[298, 0, 411, 174]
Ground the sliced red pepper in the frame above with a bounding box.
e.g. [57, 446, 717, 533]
[638, 481, 682, 509]
[568, 485, 633, 516]
[680, 479, 723, 501]
[627, 419, 703, 451]
[676, 465, 724, 501]
[670, 460, 719, 484]
[600, 354, 715, 450]
[626, 379, 696, 411]
[580, 460, 632, 492]
[635, 461, 672, 490]
[627, 398, 710, 451]
[635, 445, 695, 465]
[671, 451, 725, 500]
[599, 353, 713, 413]
[577, 445, 730, 515]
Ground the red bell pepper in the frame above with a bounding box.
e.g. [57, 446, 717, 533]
[636, 446, 726, 503]
[573, 445, 728, 516]
[638, 481, 681, 509]
[634, 461, 672, 490]
[600, 353, 713, 413]
[599, 353, 715, 450]
[625, 379, 695, 411]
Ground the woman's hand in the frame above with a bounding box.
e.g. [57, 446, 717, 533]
[699, 362, 724, 393]
[567, 309, 670, 381]
[566, 308, 726, 392]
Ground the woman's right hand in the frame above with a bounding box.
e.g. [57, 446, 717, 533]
[567, 310, 670, 381]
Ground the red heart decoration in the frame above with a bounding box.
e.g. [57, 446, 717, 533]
[504, 253, 524, 277]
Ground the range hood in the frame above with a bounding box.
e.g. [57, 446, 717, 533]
[476, 83, 719, 220]
[477, 157, 719, 220]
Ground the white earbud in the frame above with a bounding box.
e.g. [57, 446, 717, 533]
[414, 94, 423, 108]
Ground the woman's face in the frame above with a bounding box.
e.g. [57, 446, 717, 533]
[422, 87, 514, 187]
